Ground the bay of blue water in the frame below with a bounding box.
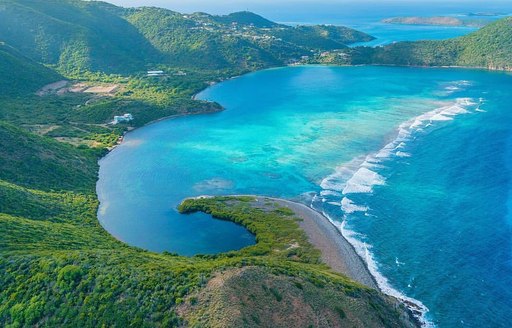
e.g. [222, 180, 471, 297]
[98, 66, 512, 326]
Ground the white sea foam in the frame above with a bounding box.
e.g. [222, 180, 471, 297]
[341, 197, 369, 214]
[320, 190, 342, 197]
[317, 94, 485, 327]
[338, 218, 433, 327]
[342, 167, 386, 194]
[320, 157, 366, 191]
[313, 209, 434, 327]
[396, 151, 411, 158]
[443, 80, 473, 95]
[323, 97, 481, 198]
[475, 97, 486, 112]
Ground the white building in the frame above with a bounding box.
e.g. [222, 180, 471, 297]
[147, 70, 165, 77]
[112, 113, 134, 125]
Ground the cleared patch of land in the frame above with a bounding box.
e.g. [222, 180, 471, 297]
[36, 80, 68, 96]
[36, 81, 120, 96]
[82, 85, 119, 94]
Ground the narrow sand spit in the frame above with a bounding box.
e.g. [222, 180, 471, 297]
[254, 196, 377, 289]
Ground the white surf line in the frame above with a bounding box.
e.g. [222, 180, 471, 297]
[318, 93, 484, 327]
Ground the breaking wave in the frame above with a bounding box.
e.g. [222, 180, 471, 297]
[317, 91, 483, 326]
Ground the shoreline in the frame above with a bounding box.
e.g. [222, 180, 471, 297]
[107, 63, 511, 151]
[237, 195, 426, 327]
[188, 193, 378, 288]
[106, 106, 225, 152]
[200, 194, 423, 327]
[253, 196, 378, 289]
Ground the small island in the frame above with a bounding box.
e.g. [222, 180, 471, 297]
[466, 12, 509, 17]
[382, 16, 487, 27]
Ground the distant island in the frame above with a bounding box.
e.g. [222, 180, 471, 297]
[382, 16, 487, 27]
[466, 12, 509, 17]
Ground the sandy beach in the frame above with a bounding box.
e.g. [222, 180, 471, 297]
[254, 196, 377, 289]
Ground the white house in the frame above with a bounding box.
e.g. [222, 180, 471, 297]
[112, 113, 134, 125]
[147, 70, 165, 77]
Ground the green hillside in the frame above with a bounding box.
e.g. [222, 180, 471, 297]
[0, 122, 99, 192]
[125, 7, 373, 70]
[125, 7, 286, 70]
[0, 42, 61, 95]
[0, 1, 373, 74]
[0, 170, 417, 327]
[0, 0, 158, 74]
[457, 16, 512, 69]
[275, 25, 375, 50]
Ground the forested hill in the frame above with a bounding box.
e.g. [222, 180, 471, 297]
[0, 0, 374, 74]
[0, 43, 62, 94]
[333, 16, 512, 70]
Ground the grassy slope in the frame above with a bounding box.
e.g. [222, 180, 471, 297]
[178, 266, 411, 328]
[0, 43, 61, 94]
[0, 122, 99, 192]
[0, 0, 159, 74]
[0, 182, 416, 327]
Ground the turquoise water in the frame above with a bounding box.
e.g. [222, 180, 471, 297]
[347, 23, 477, 47]
[97, 66, 512, 326]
